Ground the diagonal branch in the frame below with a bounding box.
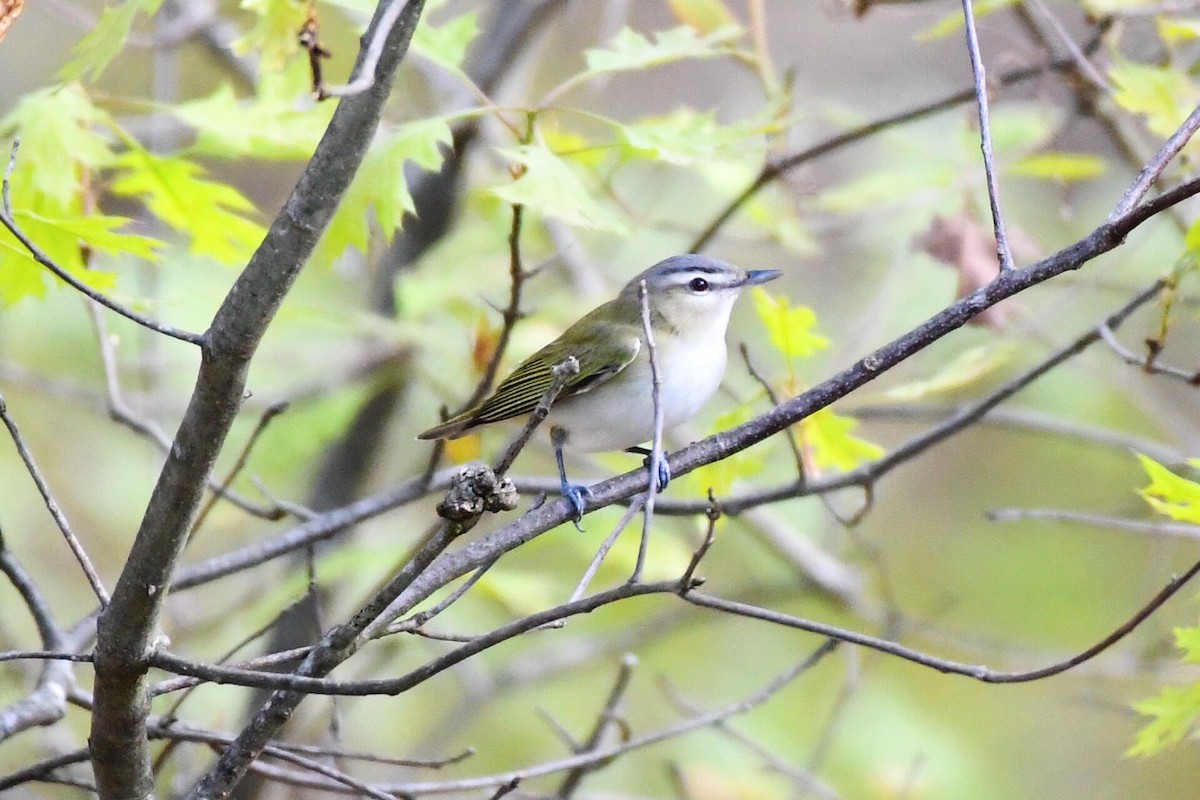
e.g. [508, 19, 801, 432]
[88, 1, 429, 797]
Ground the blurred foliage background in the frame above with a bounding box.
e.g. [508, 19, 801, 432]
[3, 0, 1200, 797]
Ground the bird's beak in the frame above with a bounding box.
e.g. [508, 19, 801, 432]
[742, 269, 782, 286]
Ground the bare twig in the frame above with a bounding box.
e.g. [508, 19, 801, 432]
[188, 400, 290, 538]
[569, 495, 646, 603]
[690, 31, 1107, 251]
[988, 507, 1200, 540]
[683, 553, 1200, 683]
[961, 0, 1013, 271]
[554, 653, 638, 798]
[494, 356, 579, 476]
[377, 640, 838, 796]
[0, 530, 78, 739]
[1109, 104, 1200, 222]
[461, 202, 529, 412]
[1, 141, 206, 346]
[88, 303, 287, 520]
[631, 279, 666, 582]
[0, 394, 109, 604]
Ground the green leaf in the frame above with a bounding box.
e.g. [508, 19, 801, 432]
[59, 0, 164, 82]
[313, 118, 454, 267]
[1008, 152, 1106, 182]
[1130, 679, 1200, 756]
[1110, 57, 1199, 138]
[667, 0, 739, 35]
[1176, 626, 1200, 664]
[489, 143, 627, 232]
[0, 85, 115, 209]
[0, 238, 53, 305]
[110, 146, 265, 265]
[16, 210, 163, 261]
[618, 107, 767, 166]
[683, 405, 764, 497]
[584, 25, 742, 74]
[234, 0, 308, 71]
[1158, 17, 1200, 45]
[411, 10, 479, 72]
[800, 408, 884, 472]
[1137, 453, 1200, 524]
[886, 344, 1018, 401]
[752, 287, 829, 361]
[0, 211, 133, 305]
[743, 191, 819, 256]
[172, 84, 332, 160]
[918, 0, 1021, 40]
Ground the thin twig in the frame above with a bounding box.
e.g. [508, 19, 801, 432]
[1, 141, 206, 346]
[683, 554, 1200, 683]
[569, 495, 646, 603]
[631, 279, 665, 583]
[1024, 0, 1112, 92]
[87, 303, 286, 520]
[1109, 104, 1200, 222]
[961, 0, 1014, 271]
[554, 653, 638, 798]
[388, 559, 500, 634]
[988, 507, 1200, 540]
[0, 530, 78, 739]
[689, 32, 1107, 251]
[493, 355, 579, 476]
[188, 400, 290, 538]
[461, 202, 529, 411]
[0, 393, 109, 605]
[378, 640, 838, 796]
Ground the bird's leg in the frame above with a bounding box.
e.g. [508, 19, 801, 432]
[625, 446, 670, 492]
[551, 426, 588, 529]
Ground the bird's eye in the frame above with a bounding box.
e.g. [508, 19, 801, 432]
[688, 277, 710, 293]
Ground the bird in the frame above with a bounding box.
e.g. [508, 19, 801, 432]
[418, 254, 781, 524]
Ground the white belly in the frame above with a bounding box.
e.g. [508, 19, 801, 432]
[546, 329, 729, 453]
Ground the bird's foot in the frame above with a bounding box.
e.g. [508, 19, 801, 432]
[626, 447, 670, 492]
[560, 481, 590, 531]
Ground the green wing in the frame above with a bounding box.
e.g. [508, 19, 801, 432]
[470, 326, 641, 427]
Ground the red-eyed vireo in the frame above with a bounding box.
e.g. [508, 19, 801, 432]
[418, 254, 781, 523]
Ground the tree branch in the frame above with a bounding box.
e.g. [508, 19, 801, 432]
[88, 1, 429, 796]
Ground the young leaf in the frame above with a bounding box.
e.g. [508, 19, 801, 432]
[1008, 152, 1106, 182]
[489, 143, 627, 232]
[0, 85, 115, 209]
[1137, 453, 1200, 524]
[110, 147, 265, 265]
[1130, 670, 1200, 756]
[683, 405, 764, 497]
[584, 25, 742, 74]
[667, 0, 738, 35]
[313, 118, 454, 267]
[1110, 57, 1199, 138]
[411, 9, 479, 72]
[752, 287, 829, 361]
[171, 84, 332, 160]
[59, 0, 163, 82]
[16, 210, 163, 261]
[618, 107, 767, 166]
[235, 0, 309, 71]
[918, 0, 1021, 40]
[800, 407, 884, 471]
[886, 344, 1018, 401]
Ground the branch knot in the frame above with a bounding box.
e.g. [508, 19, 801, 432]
[436, 463, 518, 522]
